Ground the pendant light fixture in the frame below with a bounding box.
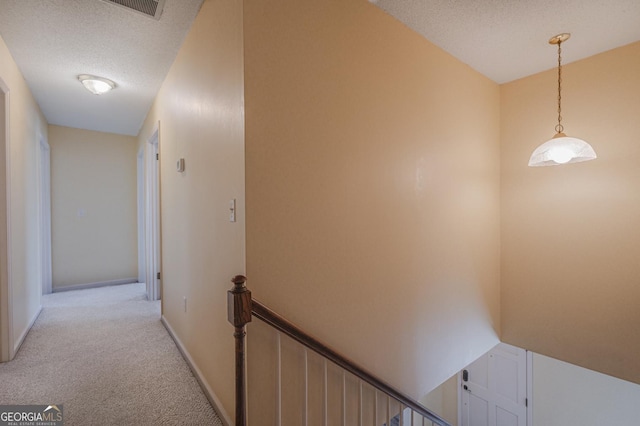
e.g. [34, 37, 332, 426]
[528, 33, 597, 167]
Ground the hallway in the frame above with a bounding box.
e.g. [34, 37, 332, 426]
[0, 284, 222, 425]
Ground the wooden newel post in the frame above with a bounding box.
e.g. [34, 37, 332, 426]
[228, 275, 252, 426]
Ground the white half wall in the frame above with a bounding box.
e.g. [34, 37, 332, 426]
[533, 353, 640, 426]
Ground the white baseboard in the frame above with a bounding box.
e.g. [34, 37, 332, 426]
[53, 278, 137, 293]
[13, 305, 42, 357]
[161, 315, 233, 426]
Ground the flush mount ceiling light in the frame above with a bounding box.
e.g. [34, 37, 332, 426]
[528, 33, 597, 167]
[77, 74, 116, 95]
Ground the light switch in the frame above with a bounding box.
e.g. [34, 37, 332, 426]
[229, 199, 236, 222]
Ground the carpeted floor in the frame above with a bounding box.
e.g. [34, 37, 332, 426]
[0, 283, 223, 425]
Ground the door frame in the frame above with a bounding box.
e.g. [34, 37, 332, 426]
[144, 123, 161, 301]
[38, 134, 52, 295]
[0, 77, 13, 362]
[526, 351, 533, 426]
[137, 147, 145, 285]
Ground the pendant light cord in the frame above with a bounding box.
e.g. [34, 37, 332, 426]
[555, 42, 564, 134]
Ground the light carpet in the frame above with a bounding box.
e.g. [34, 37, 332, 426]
[0, 283, 223, 426]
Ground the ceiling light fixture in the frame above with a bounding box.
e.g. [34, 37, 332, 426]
[77, 74, 116, 95]
[528, 33, 596, 167]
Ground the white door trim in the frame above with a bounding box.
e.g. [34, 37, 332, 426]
[0, 77, 14, 362]
[137, 147, 145, 285]
[38, 135, 52, 295]
[458, 371, 463, 426]
[526, 350, 533, 426]
[144, 123, 161, 301]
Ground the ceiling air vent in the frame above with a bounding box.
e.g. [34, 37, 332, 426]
[101, 0, 166, 20]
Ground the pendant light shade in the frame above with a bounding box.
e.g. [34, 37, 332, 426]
[528, 33, 597, 167]
[529, 133, 597, 166]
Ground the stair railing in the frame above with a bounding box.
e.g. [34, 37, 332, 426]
[228, 275, 451, 426]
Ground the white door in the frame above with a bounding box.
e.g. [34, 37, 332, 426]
[460, 343, 528, 426]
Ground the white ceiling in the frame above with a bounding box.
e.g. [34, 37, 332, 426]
[0, 0, 204, 136]
[0, 1, 639, 136]
[372, 0, 640, 83]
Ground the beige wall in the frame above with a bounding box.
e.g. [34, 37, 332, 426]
[421, 374, 459, 425]
[137, 0, 245, 421]
[501, 42, 640, 384]
[244, 0, 501, 407]
[49, 125, 137, 289]
[0, 34, 48, 358]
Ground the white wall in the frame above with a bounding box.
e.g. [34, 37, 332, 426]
[0, 33, 48, 359]
[49, 125, 137, 290]
[533, 353, 640, 426]
[0, 65, 7, 361]
[428, 350, 640, 426]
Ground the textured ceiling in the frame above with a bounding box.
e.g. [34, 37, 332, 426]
[1, 1, 639, 136]
[0, 0, 204, 136]
[372, 0, 640, 83]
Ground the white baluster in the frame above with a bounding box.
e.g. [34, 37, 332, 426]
[342, 371, 346, 426]
[374, 390, 378, 425]
[303, 349, 308, 426]
[323, 358, 328, 426]
[358, 381, 363, 426]
[276, 332, 282, 426]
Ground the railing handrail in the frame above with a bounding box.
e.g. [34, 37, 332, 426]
[228, 275, 451, 426]
[251, 299, 450, 426]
